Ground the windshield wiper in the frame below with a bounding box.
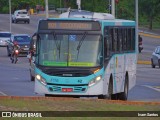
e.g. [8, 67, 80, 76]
[76, 32, 87, 61]
[52, 32, 61, 59]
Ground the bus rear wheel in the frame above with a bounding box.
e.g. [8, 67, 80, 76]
[118, 75, 128, 101]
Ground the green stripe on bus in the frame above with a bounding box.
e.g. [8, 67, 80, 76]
[43, 61, 94, 67]
[43, 61, 67, 66]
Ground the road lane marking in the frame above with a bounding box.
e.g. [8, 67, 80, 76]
[0, 91, 7, 96]
[141, 85, 160, 92]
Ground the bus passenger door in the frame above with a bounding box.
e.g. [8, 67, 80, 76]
[113, 28, 125, 93]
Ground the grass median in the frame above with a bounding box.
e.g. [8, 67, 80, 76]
[0, 97, 160, 120]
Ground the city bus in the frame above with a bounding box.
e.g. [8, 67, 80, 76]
[33, 11, 137, 100]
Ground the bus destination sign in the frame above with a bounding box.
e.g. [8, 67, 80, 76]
[39, 20, 101, 31]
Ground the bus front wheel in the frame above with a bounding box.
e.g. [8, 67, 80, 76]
[98, 79, 113, 99]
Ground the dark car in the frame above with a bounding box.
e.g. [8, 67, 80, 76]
[151, 46, 160, 68]
[7, 34, 31, 56]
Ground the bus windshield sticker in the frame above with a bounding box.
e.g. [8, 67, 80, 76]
[69, 35, 76, 41]
[68, 62, 94, 67]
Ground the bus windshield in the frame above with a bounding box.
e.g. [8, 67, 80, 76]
[37, 33, 102, 67]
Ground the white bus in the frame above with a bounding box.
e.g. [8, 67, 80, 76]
[33, 10, 137, 100]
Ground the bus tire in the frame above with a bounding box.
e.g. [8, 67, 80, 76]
[118, 75, 128, 101]
[107, 80, 113, 100]
[98, 77, 113, 99]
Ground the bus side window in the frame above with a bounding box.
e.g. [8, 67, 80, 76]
[122, 28, 127, 51]
[118, 28, 123, 52]
[131, 28, 135, 51]
[104, 37, 108, 58]
[108, 28, 114, 53]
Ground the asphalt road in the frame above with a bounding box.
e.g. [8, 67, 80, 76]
[0, 14, 160, 101]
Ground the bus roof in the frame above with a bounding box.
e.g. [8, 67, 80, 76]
[47, 18, 135, 26]
[47, 10, 135, 26]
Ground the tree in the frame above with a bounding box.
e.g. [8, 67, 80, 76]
[139, 0, 160, 30]
[117, 0, 134, 20]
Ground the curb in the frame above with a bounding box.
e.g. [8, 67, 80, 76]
[137, 60, 151, 65]
[139, 32, 160, 39]
[0, 96, 160, 105]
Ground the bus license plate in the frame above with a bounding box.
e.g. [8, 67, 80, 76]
[62, 88, 73, 92]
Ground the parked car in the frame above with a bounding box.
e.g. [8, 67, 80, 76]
[7, 34, 31, 56]
[0, 32, 11, 46]
[151, 46, 160, 68]
[12, 10, 30, 24]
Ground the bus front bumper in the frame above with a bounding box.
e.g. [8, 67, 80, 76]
[34, 79, 104, 96]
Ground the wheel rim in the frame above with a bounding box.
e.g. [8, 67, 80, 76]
[124, 77, 128, 100]
[124, 82, 128, 98]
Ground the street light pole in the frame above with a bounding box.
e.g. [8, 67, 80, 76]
[45, 0, 49, 18]
[111, 0, 115, 17]
[77, 0, 81, 11]
[9, 0, 11, 32]
[135, 0, 138, 53]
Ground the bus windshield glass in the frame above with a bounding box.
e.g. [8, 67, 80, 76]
[37, 33, 102, 67]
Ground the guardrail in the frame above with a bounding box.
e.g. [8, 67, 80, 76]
[56, 8, 68, 13]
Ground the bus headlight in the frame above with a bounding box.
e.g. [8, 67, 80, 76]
[88, 75, 102, 87]
[36, 74, 41, 80]
[36, 74, 47, 86]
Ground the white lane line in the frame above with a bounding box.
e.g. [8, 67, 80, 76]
[0, 91, 8, 96]
[141, 85, 160, 92]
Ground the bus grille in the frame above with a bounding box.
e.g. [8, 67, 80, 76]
[47, 85, 87, 92]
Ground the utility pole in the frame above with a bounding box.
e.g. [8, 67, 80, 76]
[109, 0, 111, 14]
[77, 0, 81, 11]
[111, 0, 115, 17]
[135, 0, 138, 53]
[9, 0, 11, 32]
[45, 0, 49, 18]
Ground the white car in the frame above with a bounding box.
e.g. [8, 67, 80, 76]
[12, 10, 30, 24]
[0, 32, 11, 46]
[151, 46, 160, 68]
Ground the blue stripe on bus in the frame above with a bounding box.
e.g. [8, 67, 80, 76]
[103, 22, 135, 26]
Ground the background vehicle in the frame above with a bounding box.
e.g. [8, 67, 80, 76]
[151, 46, 160, 68]
[12, 10, 30, 24]
[0, 32, 11, 46]
[7, 34, 31, 56]
[11, 49, 19, 64]
[34, 11, 137, 100]
[138, 35, 143, 53]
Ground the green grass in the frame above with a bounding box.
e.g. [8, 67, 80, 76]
[0, 98, 160, 111]
[0, 97, 160, 120]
